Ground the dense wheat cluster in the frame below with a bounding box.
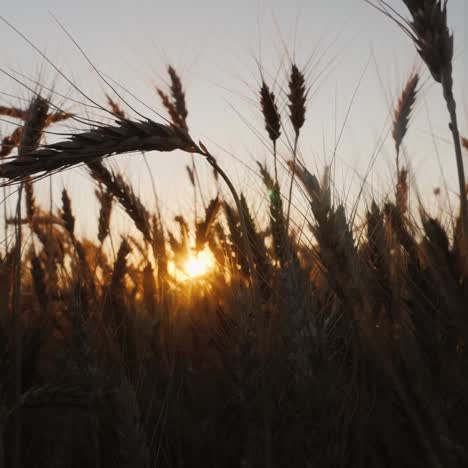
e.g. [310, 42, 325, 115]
[0, 1, 468, 467]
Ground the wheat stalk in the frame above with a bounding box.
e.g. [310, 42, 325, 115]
[260, 81, 281, 145]
[151, 213, 168, 280]
[11, 94, 49, 468]
[0, 106, 27, 120]
[30, 247, 47, 312]
[396, 167, 409, 215]
[392, 72, 419, 171]
[88, 161, 152, 243]
[0, 119, 199, 182]
[286, 64, 307, 230]
[111, 238, 131, 293]
[168, 66, 188, 130]
[6, 213, 64, 226]
[288, 64, 307, 137]
[196, 195, 221, 248]
[259, 81, 281, 184]
[106, 94, 126, 119]
[95, 185, 114, 244]
[258, 162, 288, 266]
[157, 88, 184, 128]
[0, 105, 70, 126]
[368, 0, 467, 243]
[17, 383, 102, 409]
[113, 383, 150, 468]
[0, 103, 72, 234]
[60, 189, 75, 236]
[0, 128, 22, 158]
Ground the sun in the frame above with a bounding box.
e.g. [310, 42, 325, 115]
[184, 247, 215, 278]
[168, 246, 216, 282]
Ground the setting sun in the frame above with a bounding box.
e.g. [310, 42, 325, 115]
[168, 246, 216, 282]
[2, 2, 468, 464]
[185, 248, 215, 278]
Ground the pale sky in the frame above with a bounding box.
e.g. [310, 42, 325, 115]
[0, 0, 466, 240]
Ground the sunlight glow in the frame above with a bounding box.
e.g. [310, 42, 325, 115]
[168, 246, 216, 282]
[185, 248, 215, 278]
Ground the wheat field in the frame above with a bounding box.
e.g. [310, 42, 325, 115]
[0, 1, 468, 467]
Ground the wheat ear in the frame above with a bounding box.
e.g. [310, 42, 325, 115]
[286, 64, 307, 230]
[168, 65, 188, 130]
[12, 94, 49, 468]
[404, 0, 467, 244]
[0, 119, 199, 182]
[392, 72, 419, 171]
[95, 185, 114, 244]
[369, 0, 467, 242]
[87, 161, 152, 243]
[259, 81, 281, 184]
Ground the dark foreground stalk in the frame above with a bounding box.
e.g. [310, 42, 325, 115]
[442, 75, 468, 240]
[12, 183, 22, 468]
[198, 143, 273, 468]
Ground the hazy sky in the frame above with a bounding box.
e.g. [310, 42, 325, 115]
[0, 0, 466, 239]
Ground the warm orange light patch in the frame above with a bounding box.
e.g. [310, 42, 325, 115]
[168, 246, 215, 282]
[185, 247, 215, 278]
